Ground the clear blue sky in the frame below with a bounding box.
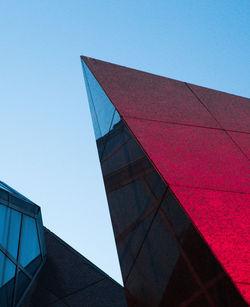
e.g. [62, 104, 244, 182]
[0, 1, 249, 284]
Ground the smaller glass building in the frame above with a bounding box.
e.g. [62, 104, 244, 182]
[0, 181, 46, 307]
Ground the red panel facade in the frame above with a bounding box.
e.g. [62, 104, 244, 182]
[124, 117, 249, 193]
[227, 131, 250, 159]
[172, 186, 250, 300]
[82, 57, 220, 129]
[82, 56, 250, 305]
[188, 84, 250, 133]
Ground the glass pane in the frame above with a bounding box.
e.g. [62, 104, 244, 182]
[15, 269, 30, 305]
[19, 216, 40, 268]
[111, 110, 121, 131]
[0, 252, 15, 307]
[0, 181, 32, 204]
[117, 210, 157, 280]
[25, 255, 42, 276]
[125, 212, 199, 306]
[0, 204, 8, 248]
[82, 61, 120, 141]
[100, 121, 145, 174]
[82, 62, 101, 139]
[0, 204, 21, 259]
[0, 251, 16, 286]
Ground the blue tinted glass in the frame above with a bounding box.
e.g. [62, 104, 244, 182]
[0, 252, 15, 307]
[82, 62, 101, 139]
[0, 204, 8, 247]
[0, 183, 46, 306]
[110, 110, 121, 132]
[82, 61, 120, 140]
[0, 181, 33, 204]
[0, 204, 21, 259]
[0, 251, 16, 286]
[19, 216, 40, 269]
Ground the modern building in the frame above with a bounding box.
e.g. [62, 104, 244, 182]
[1, 56, 249, 306]
[81, 56, 249, 306]
[0, 181, 126, 307]
[0, 181, 46, 307]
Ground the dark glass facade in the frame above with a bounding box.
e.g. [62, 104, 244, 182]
[82, 58, 248, 306]
[0, 181, 46, 307]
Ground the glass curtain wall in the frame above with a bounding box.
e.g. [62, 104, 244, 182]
[0, 182, 46, 307]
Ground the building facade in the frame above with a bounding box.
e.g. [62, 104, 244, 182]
[0, 181, 126, 307]
[81, 56, 249, 306]
[0, 181, 46, 307]
[1, 56, 249, 306]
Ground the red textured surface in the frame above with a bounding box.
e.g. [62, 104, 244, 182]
[82, 57, 219, 129]
[81, 56, 250, 303]
[228, 131, 250, 159]
[124, 117, 249, 193]
[236, 284, 250, 305]
[171, 186, 250, 299]
[188, 83, 250, 133]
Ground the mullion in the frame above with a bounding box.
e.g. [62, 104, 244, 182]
[0, 245, 18, 266]
[1, 199, 37, 219]
[15, 214, 39, 278]
[0, 243, 33, 280]
[12, 213, 23, 307]
[35, 217, 44, 261]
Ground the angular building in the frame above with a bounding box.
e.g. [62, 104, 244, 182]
[0, 181, 46, 307]
[21, 228, 126, 307]
[0, 181, 126, 307]
[81, 56, 250, 306]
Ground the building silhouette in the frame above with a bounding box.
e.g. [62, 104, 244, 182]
[81, 56, 249, 306]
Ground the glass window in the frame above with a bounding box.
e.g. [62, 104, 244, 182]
[0, 182, 46, 306]
[0, 204, 8, 247]
[15, 269, 30, 304]
[0, 204, 21, 259]
[0, 251, 16, 287]
[82, 61, 120, 141]
[0, 251, 16, 307]
[19, 216, 40, 269]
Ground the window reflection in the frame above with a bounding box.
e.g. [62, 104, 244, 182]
[19, 216, 40, 268]
[82, 61, 120, 141]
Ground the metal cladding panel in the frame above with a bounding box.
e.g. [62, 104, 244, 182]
[81, 57, 220, 129]
[81, 56, 250, 304]
[123, 117, 249, 193]
[227, 131, 250, 159]
[239, 284, 250, 305]
[171, 186, 250, 300]
[188, 83, 250, 133]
